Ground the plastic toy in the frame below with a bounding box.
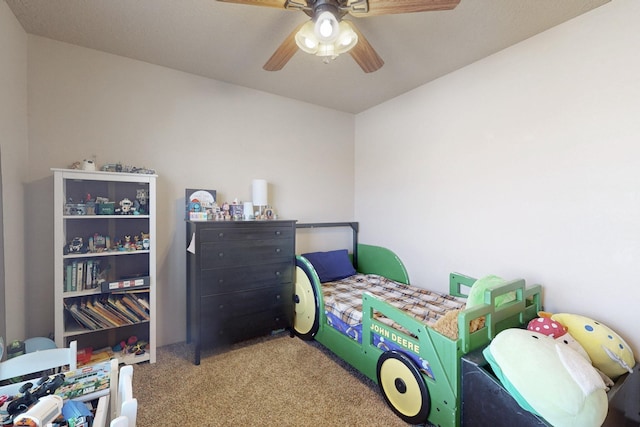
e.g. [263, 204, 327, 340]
[6, 374, 65, 417]
[64, 237, 86, 255]
[116, 198, 135, 215]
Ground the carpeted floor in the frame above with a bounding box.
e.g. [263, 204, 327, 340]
[132, 333, 409, 426]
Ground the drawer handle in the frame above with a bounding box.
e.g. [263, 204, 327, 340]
[275, 271, 281, 277]
[275, 230, 281, 236]
[276, 295, 281, 300]
[218, 279, 224, 284]
[275, 248, 281, 253]
[218, 252, 224, 258]
[218, 232, 224, 238]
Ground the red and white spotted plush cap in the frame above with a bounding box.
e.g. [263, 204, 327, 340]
[527, 317, 567, 338]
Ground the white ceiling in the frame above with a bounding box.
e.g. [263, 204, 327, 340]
[6, 0, 610, 113]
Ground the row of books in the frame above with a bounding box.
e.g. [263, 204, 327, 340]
[64, 259, 104, 292]
[64, 292, 150, 331]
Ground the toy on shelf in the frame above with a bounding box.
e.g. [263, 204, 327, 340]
[115, 198, 135, 215]
[113, 336, 148, 357]
[63, 237, 88, 255]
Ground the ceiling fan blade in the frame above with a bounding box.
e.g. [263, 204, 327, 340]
[359, 0, 460, 16]
[349, 24, 384, 73]
[263, 23, 304, 71]
[217, 0, 287, 9]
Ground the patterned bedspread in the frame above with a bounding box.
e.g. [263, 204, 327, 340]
[322, 274, 466, 329]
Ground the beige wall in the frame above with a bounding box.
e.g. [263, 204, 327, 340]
[355, 0, 640, 355]
[0, 0, 28, 345]
[24, 37, 355, 346]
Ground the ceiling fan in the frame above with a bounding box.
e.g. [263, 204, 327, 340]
[217, 0, 461, 73]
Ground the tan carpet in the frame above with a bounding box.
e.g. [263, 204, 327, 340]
[132, 333, 409, 426]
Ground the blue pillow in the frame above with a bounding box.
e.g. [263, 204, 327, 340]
[302, 249, 356, 283]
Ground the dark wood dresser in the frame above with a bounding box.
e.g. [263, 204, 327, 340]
[186, 220, 296, 364]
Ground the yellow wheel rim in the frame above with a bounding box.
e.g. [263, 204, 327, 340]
[379, 358, 422, 417]
[294, 266, 316, 335]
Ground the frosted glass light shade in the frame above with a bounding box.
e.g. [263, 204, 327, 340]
[295, 19, 358, 58]
[314, 11, 340, 43]
[252, 179, 268, 206]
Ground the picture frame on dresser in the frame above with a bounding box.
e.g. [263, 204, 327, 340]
[185, 188, 216, 221]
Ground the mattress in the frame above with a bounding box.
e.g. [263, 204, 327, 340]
[323, 273, 466, 329]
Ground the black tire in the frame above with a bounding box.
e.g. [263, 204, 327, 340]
[293, 261, 319, 340]
[376, 350, 430, 424]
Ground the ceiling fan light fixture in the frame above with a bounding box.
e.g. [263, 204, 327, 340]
[295, 21, 319, 54]
[314, 10, 340, 43]
[294, 12, 358, 60]
[334, 21, 358, 53]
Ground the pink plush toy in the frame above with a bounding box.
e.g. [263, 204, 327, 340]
[527, 316, 593, 364]
[527, 317, 566, 338]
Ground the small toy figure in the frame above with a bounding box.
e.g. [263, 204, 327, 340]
[64, 237, 86, 254]
[140, 232, 150, 250]
[82, 159, 96, 171]
[135, 188, 149, 214]
[116, 198, 135, 215]
[123, 235, 132, 250]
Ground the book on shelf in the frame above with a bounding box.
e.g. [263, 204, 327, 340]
[65, 263, 73, 292]
[64, 259, 103, 292]
[119, 294, 150, 321]
[100, 298, 135, 325]
[76, 262, 84, 291]
[133, 292, 150, 311]
[64, 293, 150, 331]
[79, 299, 113, 329]
[88, 299, 126, 327]
[71, 261, 78, 292]
[65, 301, 100, 330]
[109, 296, 141, 323]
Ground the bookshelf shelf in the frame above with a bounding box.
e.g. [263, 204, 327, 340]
[63, 215, 151, 220]
[53, 168, 157, 364]
[63, 250, 150, 260]
[63, 320, 151, 338]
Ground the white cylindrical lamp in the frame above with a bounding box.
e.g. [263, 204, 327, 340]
[252, 179, 268, 218]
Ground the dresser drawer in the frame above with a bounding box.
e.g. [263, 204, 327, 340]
[199, 262, 293, 296]
[199, 308, 292, 347]
[200, 225, 293, 242]
[200, 239, 294, 269]
[201, 283, 293, 319]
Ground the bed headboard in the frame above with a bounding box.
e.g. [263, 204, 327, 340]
[296, 222, 410, 284]
[296, 222, 359, 267]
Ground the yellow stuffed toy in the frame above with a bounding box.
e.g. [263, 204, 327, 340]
[540, 311, 635, 380]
